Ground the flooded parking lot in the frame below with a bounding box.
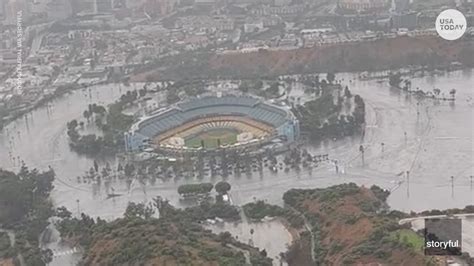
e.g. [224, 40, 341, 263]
[205, 218, 293, 266]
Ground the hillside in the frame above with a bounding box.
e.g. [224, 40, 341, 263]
[208, 36, 473, 76]
[132, 35, 474, 81]
[0, 168, 55, 266]
[281, 184, 442, 265]
[56, 199, 272, 266]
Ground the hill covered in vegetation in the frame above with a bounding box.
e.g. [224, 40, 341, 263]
[244, 183, 452, 266]
[56, 198, 272, 266]
[131, 36, 474, 81]
[0, 167, 55, 266]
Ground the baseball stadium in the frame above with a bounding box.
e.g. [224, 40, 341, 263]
[124, 95, 299, 152]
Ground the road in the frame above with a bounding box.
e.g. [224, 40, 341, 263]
[287, 206, 315, 263]
[399, 213, 474, 225]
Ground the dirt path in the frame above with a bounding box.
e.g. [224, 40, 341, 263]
[287, 206, 315, 263]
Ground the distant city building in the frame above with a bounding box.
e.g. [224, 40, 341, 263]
[72, 0, 123, 14]
[394, 0, 409, 13]
[0, 1, 5, 19]
[262, 15, 281, 27]
[67, 29, 93, 39]
[72, 0, 95, 14]
[252, 4, 305, 16]
[194, 0, 216, 6]
[244, 19, 264, 33]
[144, 0, 178, 16]
[4, 0, 29, 25]
[113, 0, 127, 8]
[47, 0, 73, 20]
[338, 0, 389, 11]
[273, 0, 291, 7]
[214, 16, 234, 31]
[391, 11, 418, 30]
[96, 0, 113, 13]
[278, 33, 299, 47]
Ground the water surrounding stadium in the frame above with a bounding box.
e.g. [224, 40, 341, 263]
[0, 70, 472, 263]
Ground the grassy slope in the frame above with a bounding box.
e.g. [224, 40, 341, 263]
[81, 217, 269, 266]
[282, 184, 442, 266]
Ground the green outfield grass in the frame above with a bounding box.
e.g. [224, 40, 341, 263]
[185, 128, 238, 149]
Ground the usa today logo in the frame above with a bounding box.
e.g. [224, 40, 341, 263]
[436, 9, 467, 41]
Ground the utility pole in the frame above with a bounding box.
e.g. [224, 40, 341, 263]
[451, 176, 454, 198]
[406, 170, 410, 198]
[76, 199, 80, 217]
[470, 175, 473, 191]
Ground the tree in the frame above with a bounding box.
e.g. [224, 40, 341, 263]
[218, 232, 233, 247]
[124, 164, 135, 177]
[93, 160, 99, 173]
[67, 120, 78, 130]
[344, 86, 352, 98]
[449, 89, 456, 98]
[215, 181, 231, 195]
[124, 202, 155, 219]
[178, 183, 214, 196]
[326, 72, 336, 84]
[389, 73, 402, 87]
[83, 110, 91, 121]
[56, 206, 72, 219]
[266, 82, 280, 97]
[41, 249, 53, 264]
[238, 82, 250, 93]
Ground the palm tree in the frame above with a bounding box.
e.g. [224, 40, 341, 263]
[449, 89, 456, 99]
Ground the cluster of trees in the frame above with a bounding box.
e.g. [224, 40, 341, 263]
[243, 200, 304, 228]
[0, 166, 55, 266]
[238, 79, 264, 93]
[0, 232, 14, 260]
[177, 181, 231, 197]
[66, 90, 139, 156]
[124, 202, 155, 220]
[415, 205, 474, 217]
[370, 185, 390, 202]
[353, 94, 365, 124]
[82, 103, 106, 123]
[178, 183, 214, 197]
[243, 200, 286, 220]
[389, 73, 403, 88]
[295, 84, 365, 141]
[67, 119, 115, 155]
[237, 79, 287, 99]
[56, 196, 270, 265]
[162, 80, 208, 104]
[185, 200, 240, 221]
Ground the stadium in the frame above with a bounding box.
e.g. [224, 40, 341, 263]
[124, 95, 300, 152]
